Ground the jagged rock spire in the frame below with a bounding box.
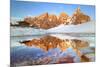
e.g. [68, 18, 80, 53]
[76, 6, 81, 13]
[71, 6, 90, 24]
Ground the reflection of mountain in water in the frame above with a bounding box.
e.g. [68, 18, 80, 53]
[20, 35, 89, 52]
[11, 46, 80, 66]
[11, 46, 94, 66]
[10, 34, 95, 66]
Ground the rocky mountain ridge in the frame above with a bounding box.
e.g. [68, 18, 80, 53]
[12, 7, 90, 29]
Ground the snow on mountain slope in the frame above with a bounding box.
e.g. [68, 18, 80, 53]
[47, 21, 95, 33]
[11, 21, 95, 36]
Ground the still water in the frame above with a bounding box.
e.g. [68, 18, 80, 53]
[10, 33, 95, 66]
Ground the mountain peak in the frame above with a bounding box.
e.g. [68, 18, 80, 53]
[15, 7, 91, 29]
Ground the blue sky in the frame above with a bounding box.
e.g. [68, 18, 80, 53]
[11, 0, 95, 20]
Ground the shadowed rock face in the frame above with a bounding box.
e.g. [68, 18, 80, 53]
[20, 35, 89, 52]
[16, 7, 90, 29]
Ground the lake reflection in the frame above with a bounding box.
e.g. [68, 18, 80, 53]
[10, 33, 95, 66]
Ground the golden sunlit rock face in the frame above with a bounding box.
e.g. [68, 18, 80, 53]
[20, 35, 89, 53]
[18, 7, 91, 29]
[58, 12, 69, 24]
[71, 7, 90, 24]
